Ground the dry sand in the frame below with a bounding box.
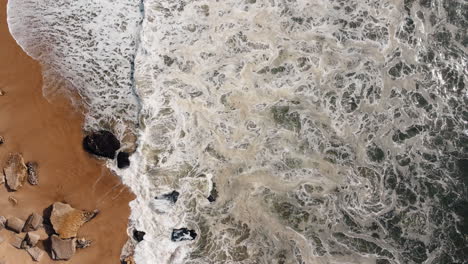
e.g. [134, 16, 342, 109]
[0, 1, 134, 263]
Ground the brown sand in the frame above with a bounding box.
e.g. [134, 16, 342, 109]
[0, 1, 134, 263]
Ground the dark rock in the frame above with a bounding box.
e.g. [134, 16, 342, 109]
[133, 230, 145, 242]
[171, 228, 197, 242]
[50, 235, 76, 260]
[6, 217, 25, 233]
[207, 183, 218, 203]
[23, 213, 43, 232]
[366, 145, 385, 162]
[156, 190, 180, 204]
[117, 152, 130, 169]
[26, 162, 39, 185]
[83, 130, 120, 159]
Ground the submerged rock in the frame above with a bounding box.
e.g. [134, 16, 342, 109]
[207, 183, 218, 203]
[133, 230, 146, 242]
[83, 130, 120, 159]
[50, 202, 95, 239]
[23, 212, 43, 232]
[156, 190, 180, 204]
[26, 162, 39, 185]
[26, 246, 45, 262]
[117, 152, 130, 169]
[3, 153, 28, 191]
[6, 217, 25, 233]
[50, 235, 76, 260]
[171, 228, 197, 242]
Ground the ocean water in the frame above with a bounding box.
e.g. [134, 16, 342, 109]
[7, 0, 468, 264]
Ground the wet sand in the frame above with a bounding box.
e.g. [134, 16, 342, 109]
[0, 1, 134, 263]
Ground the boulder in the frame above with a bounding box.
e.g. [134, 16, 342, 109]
[3, 153, 27, 191]
[0, 216, 6, 230]
[156, 190, 180, 204]
[50, 202, 94, 239]
[50, 235, 76, 260]
[6, 217, 25, 233]
[10, 235, 24, 249]
[23, 213, 43, 232]
[26, 162, 39, 185]
[117, 152, 130, 169]
[22, 232, 40, 249]
[26, 247, 45, 262]
[83, 130, 120, 159]
[133, 230, 145, 242]
[171, 228, 197, 242]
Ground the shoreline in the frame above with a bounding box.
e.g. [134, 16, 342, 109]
[0, 1, 134, 263]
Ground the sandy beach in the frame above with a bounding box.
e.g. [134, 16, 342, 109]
[0, 0, 134, 263]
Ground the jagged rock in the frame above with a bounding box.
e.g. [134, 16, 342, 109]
[10, 235, 24, 249]
[23, 213, 42, 232]
[0, 216, 6, 230]
[50, 202, 95, 239]
[117, 152, 130, 169]
[156, 190, 180, 204]
[26, 247, 44, 262]
[26, 162, 39, 185]
[6, 217, 25, 233]
[3, 153, 27, 191]
[171, 228, 197, 242]
[83, 130, 120, 159]
[22, 232, 40, 249]
[76, 238, 92, 249]
[50, 235, 76, 260]
[133, 230, 145, 242]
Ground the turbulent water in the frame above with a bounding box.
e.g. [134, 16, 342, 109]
[7, 0, 468, 264]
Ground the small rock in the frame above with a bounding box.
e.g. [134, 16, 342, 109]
[82, 209, 99, 222]
[8, 196, 18, 206]
[10, 235, 24, 249]
[76, 238, 92, 249]
[26, 162, 39, 185]
[22, 232, 40, 249]
[23, 213, 43, 232]
[0, 136, 4, 145]
[51, 235, 76, 260]
[26, 247, 45, 262]
[6, 217, 25, 233]
[117, 152, 130, 169]
[83, 130, 120, 159]
[122, 256, 136, 264]
[50, 202, 92, 239]
[133, 230, 145, 242]
[3, 153, 28, 191]
[207, 183, 218, 203]
[0, 216, 6, 230]
[156, 190, 180, 204]
[171, 228, 197, 242]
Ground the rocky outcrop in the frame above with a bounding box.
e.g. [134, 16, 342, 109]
[6, 217, 25, 233]
[83, 130, 120, 159]
[50, 235, 76, 260]
[3, 153, 27, 191]
[26, 162, 38, 185]
[26, 247, 45, 262]
[117, 152, 130, 168]
[50, 202, 96, 239]
[23, 213, 42, 232]
[171, 228, 197, 242]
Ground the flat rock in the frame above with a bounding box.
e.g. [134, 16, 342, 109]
[26, 247, 44, 262]
[22, 232, 40, 248]
[10, 235, 24, 249]
[3, 153, 27, 191]
[50, 202, 93, 239]
[6, 217, 25, 233]
[26, 162, 39, 185]
[23, 213, 43, 232]
[51, 235, 76, 260]
[83, 130, 120, 159]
